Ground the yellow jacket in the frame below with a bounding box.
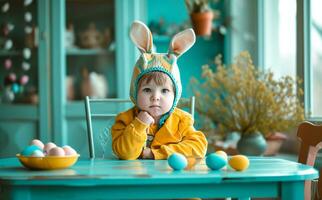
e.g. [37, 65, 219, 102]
[111, 107, 208, 160]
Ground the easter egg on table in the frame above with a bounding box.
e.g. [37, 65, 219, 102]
[30, 139, 44, 150]
[31, 149, 45, 157]
[215, 150, 228, 160]
[228, 155, 250, 171]
[21, 145, 42, 156]
[168, 153, 187, 171]
[48, 147, 65, 156]
[206, 153, 227, 170]
[62, 145, 77, 156]
[44, 142, 57, 153]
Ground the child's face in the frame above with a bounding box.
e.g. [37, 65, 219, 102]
[137, 77, 174, 118]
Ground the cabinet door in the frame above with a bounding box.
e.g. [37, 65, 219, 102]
[0, 0, 50, 157]
[57, 0, 145, 157]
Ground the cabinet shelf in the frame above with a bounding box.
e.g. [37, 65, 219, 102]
[66, 48, 114, 56]
[0, 50, 22, 56]
[0, 104, 38, 120]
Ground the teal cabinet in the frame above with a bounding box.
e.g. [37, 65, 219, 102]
[0, 0, 145, 158]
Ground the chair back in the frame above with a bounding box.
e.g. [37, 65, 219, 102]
[84, 96, 195, 159]
[297, 121, 322, 200]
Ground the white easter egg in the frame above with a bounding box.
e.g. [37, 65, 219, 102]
[31, 149, 44, 157]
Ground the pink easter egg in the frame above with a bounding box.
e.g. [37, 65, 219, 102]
[44, 142, 57, 153]
[4, 59, 12, 69]
[48, 147, 65, 156]
[62, 145, 77, 156]
[30, 139, 44, 150]
[8, 73, 16, 82]
[20, 75, 29, 85]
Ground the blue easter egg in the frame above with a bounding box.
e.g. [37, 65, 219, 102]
[206, 153, 227, 170]
[21, 145, 42, 156]
[11, 83, 20, 94]
[168, 153, 187, 171]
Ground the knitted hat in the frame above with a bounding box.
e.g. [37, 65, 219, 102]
[129, 20, 196, 126]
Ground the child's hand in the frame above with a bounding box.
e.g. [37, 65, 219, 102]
[141, 147, 154, 159]
[137, 111, 155, 125]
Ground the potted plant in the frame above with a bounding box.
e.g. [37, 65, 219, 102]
[191, 51, 305, 155]
[185, 0, 219, 36]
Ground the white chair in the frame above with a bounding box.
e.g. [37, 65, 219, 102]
[84, 96, 195, 158]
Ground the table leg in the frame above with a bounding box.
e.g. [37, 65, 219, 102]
[281, 181, 304, 200]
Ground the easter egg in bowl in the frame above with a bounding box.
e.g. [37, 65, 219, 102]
[16, 154, 80, 170]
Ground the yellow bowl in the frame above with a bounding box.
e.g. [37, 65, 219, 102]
[16, 154, 80, 170]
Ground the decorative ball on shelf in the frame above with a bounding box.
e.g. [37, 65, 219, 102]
[23, 48, 31, 59]
[24, 26, 32, 34]
[24, 0, 33, 6]
[1, 2, 9, 13]
[11, 83, 20, 94]
[24, 12, 32, 22]
[167, 153, 188, 171]
[4, 73, 16, 85]
[4, 58, 12, 70]
[4, 39, 13, 50]
[20, 75, 29, 85]
[2, 88, 14, 103]
[22, 62, 31, 71]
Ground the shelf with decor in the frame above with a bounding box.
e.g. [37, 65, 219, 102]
[66, 48, 114, 56]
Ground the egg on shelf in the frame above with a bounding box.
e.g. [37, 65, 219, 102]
[167, 153, 187, 171]
[48, 147, 65, 156]
[44, 142, 57, 154]
[30, 139, 44, 150]
[228, 155, 250, 171]
[62, 145, 77, 156]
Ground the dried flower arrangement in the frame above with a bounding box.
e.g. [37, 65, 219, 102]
[191, 51, 305, 137]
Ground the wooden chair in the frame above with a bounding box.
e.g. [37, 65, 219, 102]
[84, 96, 195, 159]
[297, 121, 322, 200]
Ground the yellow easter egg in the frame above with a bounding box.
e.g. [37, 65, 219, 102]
[215, 150, 228, 160]
[228, 155, 249, 171]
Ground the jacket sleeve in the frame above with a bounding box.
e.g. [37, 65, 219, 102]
[152, 115, 208, 160]
[111, 112, 149, 160]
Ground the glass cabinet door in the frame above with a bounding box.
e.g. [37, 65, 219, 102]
[65, 0, 116, 102]
[0, 0, 39, 104]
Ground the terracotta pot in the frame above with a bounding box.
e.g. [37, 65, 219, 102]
[190, 11, 214, 36]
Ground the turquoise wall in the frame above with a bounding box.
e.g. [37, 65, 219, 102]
[146, 0, 225, 98]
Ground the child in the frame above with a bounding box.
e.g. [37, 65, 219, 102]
[111, 21, 207, 160]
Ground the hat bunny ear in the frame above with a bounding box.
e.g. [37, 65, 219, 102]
[169, 28, 196, 57]
[130, 20, 153, 53]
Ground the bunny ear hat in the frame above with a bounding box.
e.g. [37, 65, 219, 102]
[129, 20, 196, 126]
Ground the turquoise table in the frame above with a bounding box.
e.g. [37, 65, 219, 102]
[0, 157, 318, 200]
